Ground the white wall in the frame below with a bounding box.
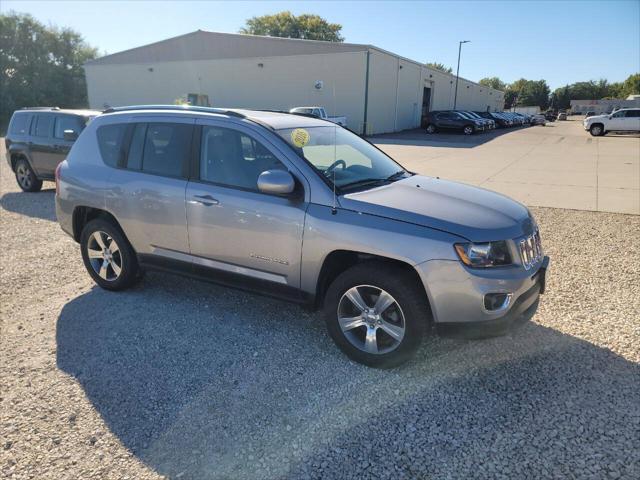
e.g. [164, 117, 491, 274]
[86, 51, 367, 132]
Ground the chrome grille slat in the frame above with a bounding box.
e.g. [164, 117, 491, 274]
[519, 229, 543, 270]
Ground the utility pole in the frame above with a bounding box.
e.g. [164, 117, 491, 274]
[453, 40, 470, 110]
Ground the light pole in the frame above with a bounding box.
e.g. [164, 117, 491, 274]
[453, 40, 470, 110]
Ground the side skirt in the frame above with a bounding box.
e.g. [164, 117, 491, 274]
[137, 254, 314, 307]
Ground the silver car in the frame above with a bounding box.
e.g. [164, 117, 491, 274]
[55, 106, 549, 368]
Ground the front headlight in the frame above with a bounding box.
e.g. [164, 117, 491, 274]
[454, 241, 512, 267]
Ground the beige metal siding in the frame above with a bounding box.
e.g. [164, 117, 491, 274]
[86, 51, 367, 130]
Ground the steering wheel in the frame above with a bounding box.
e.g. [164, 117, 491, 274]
[324, 159, 346, 175]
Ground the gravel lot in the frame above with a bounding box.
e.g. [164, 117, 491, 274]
[1, 147, 639, 479]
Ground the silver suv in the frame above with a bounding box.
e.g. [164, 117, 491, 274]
[55, 106, 549, 368]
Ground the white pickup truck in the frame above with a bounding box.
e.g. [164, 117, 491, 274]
[583, 108, 640, 136]
[289, 106, 347, 127]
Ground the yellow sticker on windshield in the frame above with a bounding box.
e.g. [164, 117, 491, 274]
[291, 128, 310, 148]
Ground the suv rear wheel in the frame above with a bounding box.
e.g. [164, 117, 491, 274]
[323, 262, 429, 368]
[426, 124, 437, 134]
[80, 219, 140, 291]
[14, 158, 43, 192]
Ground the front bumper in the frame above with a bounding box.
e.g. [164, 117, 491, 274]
[415, 256, 549, 338]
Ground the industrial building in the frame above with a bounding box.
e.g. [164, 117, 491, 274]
[84, 30, 505, 134]
[570, 97, 640, 115]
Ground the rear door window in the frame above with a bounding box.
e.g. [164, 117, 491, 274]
[141, 123, 192, 177]
[33, 114, 54, 138]
[54, 115, 85, 139]
[96, 124, 127, 167]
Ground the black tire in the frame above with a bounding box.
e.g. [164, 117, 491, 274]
[462, 125, 474, 135]
[14, 158, 43, 192]
[589, 124, 605, 137]
[425, 124, 437, 134]
[323, 262, 429, 368]
[80, 218, 140, 291]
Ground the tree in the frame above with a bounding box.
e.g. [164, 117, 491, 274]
[620, 73, 640, 98]
[426, 62, 452, 74]
[478, 77, 507, 91]
[518, 80, 550, 109]
[0, 12, 97, 130]
[240, 11, 344, 42]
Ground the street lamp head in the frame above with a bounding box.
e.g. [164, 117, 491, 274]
[461, 40, 471, 44]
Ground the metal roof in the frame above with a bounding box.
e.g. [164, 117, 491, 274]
[86, 30, 370, 66]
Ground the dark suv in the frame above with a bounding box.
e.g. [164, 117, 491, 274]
[424, 111, 484, 135]
[5, 107, 99, 191]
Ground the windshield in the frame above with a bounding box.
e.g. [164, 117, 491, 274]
[277, 125, 408, 191]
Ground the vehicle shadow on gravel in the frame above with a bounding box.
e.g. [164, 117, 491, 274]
[56, 274, 640, 480]
[0, 188, 56, 221]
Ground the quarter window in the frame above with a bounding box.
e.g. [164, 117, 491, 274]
[9, 113, 30, 135]
[200, 127, 285, 190]
[33, 115, 53, 137]
[625, 110, 640, 118]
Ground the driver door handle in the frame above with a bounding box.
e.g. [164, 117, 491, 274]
[191, 194, 219, 206]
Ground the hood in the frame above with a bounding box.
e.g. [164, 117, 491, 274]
[587, 114, 608, 119]
[340, 175, 533, 242]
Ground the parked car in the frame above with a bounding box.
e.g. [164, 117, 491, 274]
[425, 111, 485, 135]
[55, 105, 548, 368]
[473, 112, 509, 128]
[289, 106, 347, 127]
[457, 111, 495, 129]
[585, 111, 597, 118]
[488, 112, 514, 128]
[544, 111, 557, 122]
[5, 107, 99, 192]
[530, 114, 547, 126]
[557, 112, 568, 121]
[583, 108, 640, 136]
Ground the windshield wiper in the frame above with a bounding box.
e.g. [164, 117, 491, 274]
[339, 170, 409, 192]
[385, 170, 409, 181]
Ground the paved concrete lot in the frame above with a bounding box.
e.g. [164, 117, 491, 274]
[1, 136, 639, 479]
[373, 119, 640, 215]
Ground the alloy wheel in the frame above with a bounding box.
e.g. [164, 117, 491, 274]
[337, 285, 406, 354]
[463, 126, 473, 135]
[16, 164, 32, 190]
[86, 231, 122, 281]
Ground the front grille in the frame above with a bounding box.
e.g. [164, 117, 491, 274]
[519, 230, 543, 270]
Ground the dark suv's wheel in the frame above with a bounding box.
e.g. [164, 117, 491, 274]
[323, 262, 429, 368]
[426, 124, 437, 134]
[80, 218, 140, 291]
[14, 158, 43, 192]
[463, 125, 474, 135]
[589, 124, 605, 136]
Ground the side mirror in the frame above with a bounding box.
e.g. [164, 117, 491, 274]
[63, 129, 78, 141]
[257, 170, 295, 195]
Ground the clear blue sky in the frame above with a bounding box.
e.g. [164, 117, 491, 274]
[2, 0, 639, 90]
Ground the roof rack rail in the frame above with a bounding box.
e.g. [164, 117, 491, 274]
[101, 104, 246, 118]
[21, 106, 60, 111]
[256, 109, 324, 120]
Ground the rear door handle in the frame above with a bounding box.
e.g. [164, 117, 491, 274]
[191, 194, 219, 206]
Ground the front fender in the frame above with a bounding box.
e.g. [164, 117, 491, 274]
[299, 204, 463, 295]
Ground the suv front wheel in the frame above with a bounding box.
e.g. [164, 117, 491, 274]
[14, 158, 43, 192]
[80, 218, 140, 291]
[323, 262, 429, 368]
[589, 124, 605, 136]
